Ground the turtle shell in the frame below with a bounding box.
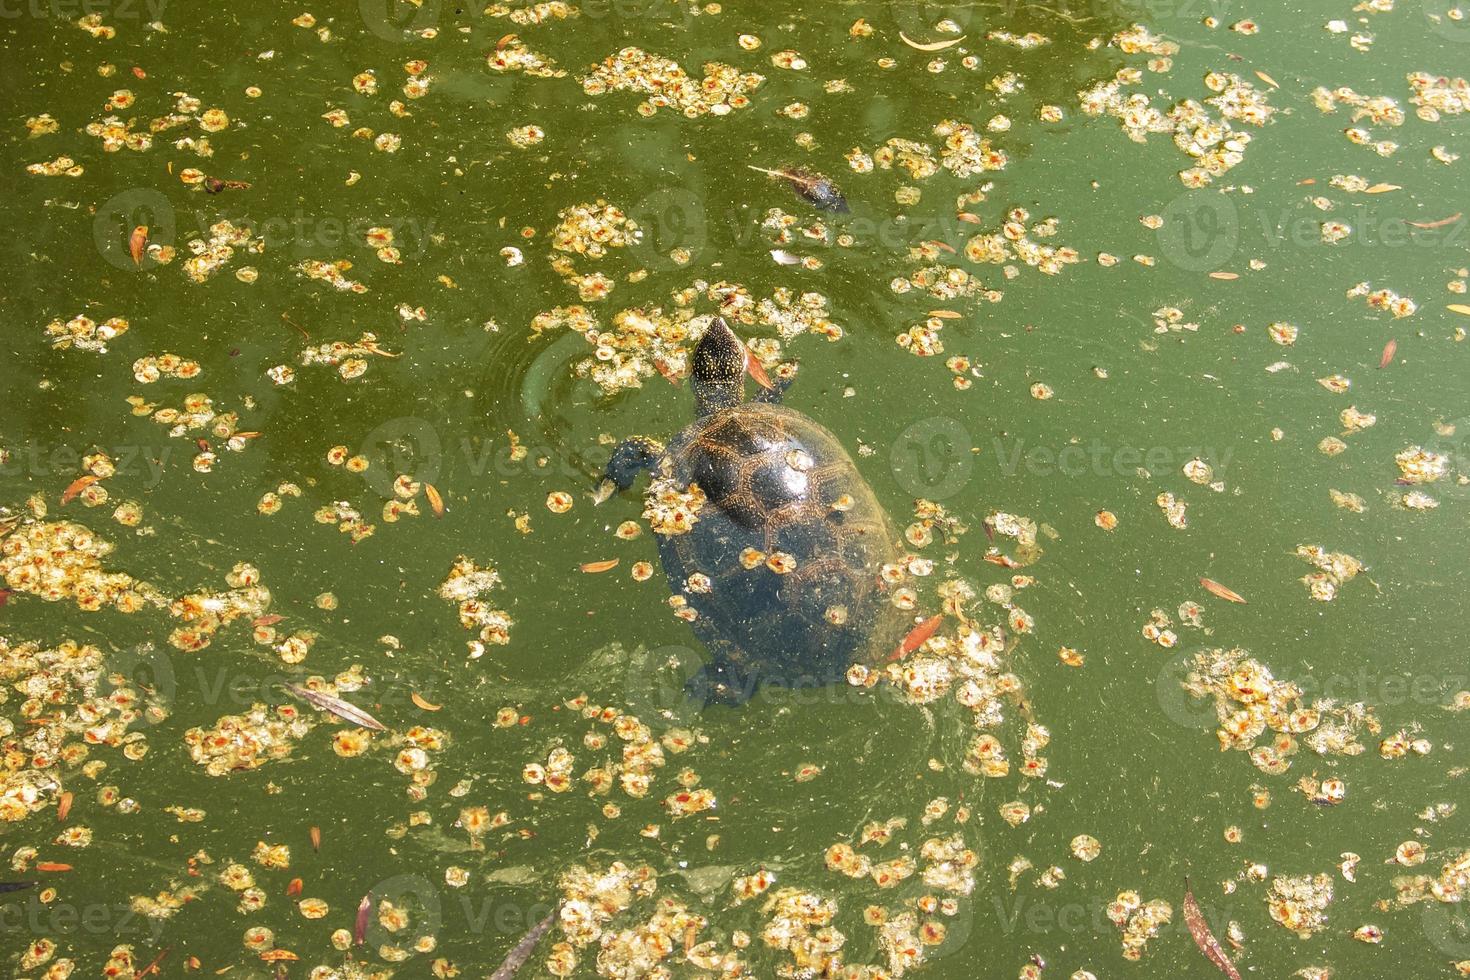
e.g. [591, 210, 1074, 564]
[655, 402, 904, 694]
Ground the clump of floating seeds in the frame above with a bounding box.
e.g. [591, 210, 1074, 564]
[132, 353, 202, 383]
[557, 861, 658, 948]
[438, 556, 513, 654]
[1394, 446, 1448, 484]
[138, 391, 256, 473]
[1267, 873, 1334, 937]
[487, 37, 564, 77]
[962, 207, 1081, 276]
[44, 314, 129, 353]
[1080, 32, 1273, 185]
[297, 258, 366, 293]
[551, 201, 642, 259]
[27, 156, 84, 177]
[760, 887, 846, 975]
[1, 519, 162, 613]
[485, 1, 578, 25]
[1294, 544, 1363, 601]
[1107, 890, 1173, 960]
[184, 220, 259, 282]
[298, 332, 401, 381]
[1182, 647, 1379, 772]
[184, 703, 313, 776]
[0, 635, 168, 820]
[581, 47, 763, 117]
[1406, 72, 1470, 121]
[168, 562, 272, 652]
[1347, 280, 1417, 317]
[643, 475, 706, 536]
[1390, 848, 1470, 907]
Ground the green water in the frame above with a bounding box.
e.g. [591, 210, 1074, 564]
[3, 0, 1469, 976]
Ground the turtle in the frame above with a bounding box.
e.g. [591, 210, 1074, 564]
[595, 317, 905, 704]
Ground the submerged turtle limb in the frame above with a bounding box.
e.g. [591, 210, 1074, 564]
[686, 637, 761, 706]
[752, 370, 795, 405]
[593, 435, 664, 503]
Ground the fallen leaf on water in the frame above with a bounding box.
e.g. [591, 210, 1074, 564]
[411, 692, 441, 711]
[129, 225, 148, 266]
[1200, 578, 1247, 604]
[260, 950, 299, 962]
[131, 66, 146, 79]
[1209, 271, 1239, 280]
[1407, 213, 1461, 229]
[35, 862, 72, 872]
[888, 614, 944, 661]
[1297, 177, 1317, 185]
[924, 239, 957, 254]
[1184, 878, 1242, 980]
[496, 33, 517, 50]
[1255, 70, 1279, 88]
[956, 212, 982, 224]
[1364, 183, 1400, 193]
[283, 684, 386, 731]
[310, 826, 321, 851]
[899, 32, 964, 51]
[425, 483, 445, 517]
[928, 310, 961, 319]
[580, 559, 620, 573]
[355, 893, 371, 945]
[1448, 304, 1470, 316]
[744, 350, 775, 390]
[285, 877, 302, 897]
[57, 791, 72, 822]
[252, 614, 285, 627]
[61, 474, 100, 504]
[1379, 338, 1397, 369]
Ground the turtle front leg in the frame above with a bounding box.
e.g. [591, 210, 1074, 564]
[752, 369, 796, 405]
[687, 638, 761, 706]
[592, 436, 663, 504]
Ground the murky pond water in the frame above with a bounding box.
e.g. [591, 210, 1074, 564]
[3, 0, 1470, 977]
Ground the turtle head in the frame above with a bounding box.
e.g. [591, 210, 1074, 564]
[691, 317, 746, 415]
